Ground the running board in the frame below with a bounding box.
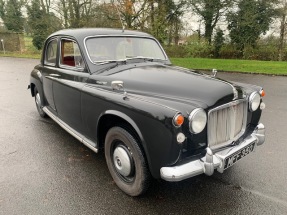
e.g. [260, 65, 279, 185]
[43, 107, 98, 153]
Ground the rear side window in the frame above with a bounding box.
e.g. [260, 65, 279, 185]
[45, 39, 57, 65]
[60, 39, 84, 69]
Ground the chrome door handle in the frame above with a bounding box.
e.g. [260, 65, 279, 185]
[50, 74, 61, 77]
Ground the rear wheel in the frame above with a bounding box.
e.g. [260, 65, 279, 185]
[105, 127, 150, 196]
[34, 87, 47, 118]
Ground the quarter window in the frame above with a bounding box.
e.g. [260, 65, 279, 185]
[45, 39, 57, 65]
[60, 39, 84, 69]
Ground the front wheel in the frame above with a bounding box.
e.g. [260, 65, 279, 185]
[34, 87, 47, 118]
[105, 127, 150, 196]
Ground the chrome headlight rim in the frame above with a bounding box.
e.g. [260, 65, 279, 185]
[188, 108, 207, 134]
[249, 91, 261, 112]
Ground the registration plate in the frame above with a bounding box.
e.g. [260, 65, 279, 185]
[224, 142, 256, 170]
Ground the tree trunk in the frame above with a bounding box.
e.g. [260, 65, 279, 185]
[174, 21, 179, 45]
[278, 10, 286, 61]
[150, 0, 154, 32]
[204, 20, 213, 44]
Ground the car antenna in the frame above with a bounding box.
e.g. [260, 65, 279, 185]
[112, 0, 125, 32]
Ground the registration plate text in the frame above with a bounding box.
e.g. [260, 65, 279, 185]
[224, 142, 256, 170]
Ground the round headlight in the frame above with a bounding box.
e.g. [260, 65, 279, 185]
[189, 108, 207, 134]
[249, 92, 261, 112]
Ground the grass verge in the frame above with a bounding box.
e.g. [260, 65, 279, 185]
[0, 52, 40, 59]
[0, 52, 286, 75]
[171, 58, 287, 75]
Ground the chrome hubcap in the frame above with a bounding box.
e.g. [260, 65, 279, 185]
[113, 146, 132, 177]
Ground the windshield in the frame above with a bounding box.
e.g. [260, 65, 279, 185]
[85, 36, 167, 64]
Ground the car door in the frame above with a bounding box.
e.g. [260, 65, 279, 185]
[42, 38, 58, 111]
[52, 38, 89, 133]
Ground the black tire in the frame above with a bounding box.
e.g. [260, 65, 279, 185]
[34, 87, 47, 118]
[105, 126, 150, 196]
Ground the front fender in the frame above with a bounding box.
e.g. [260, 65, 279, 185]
[30, 67, 44, 98]
[81, 85, 182, 178]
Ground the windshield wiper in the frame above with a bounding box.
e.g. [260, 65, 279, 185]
[94, 60, 127, 74]
[125, 56, 156, 62]
[93, 56, 163, 74]
[94, 59, 126, 65]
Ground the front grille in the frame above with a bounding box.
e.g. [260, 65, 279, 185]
[208, 100, 247, 147]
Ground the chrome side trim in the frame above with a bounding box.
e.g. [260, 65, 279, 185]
[160, 123, 265, 182]
[50, 74, 61, 77]
[42, 107, 98, 153]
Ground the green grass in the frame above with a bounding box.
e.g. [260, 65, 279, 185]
[0, 36, 41, 59]
[0, 52, 40, 59]
[171, 58, 287, 75]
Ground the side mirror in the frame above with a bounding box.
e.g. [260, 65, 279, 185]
[111, 81, 124, 90]
[111, 80, 128, 99]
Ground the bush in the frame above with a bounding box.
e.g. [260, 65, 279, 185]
[164, 45, 189, 58]
[242, 46, 278, 61]
[163, 37, 287, 61]
[185, 41, 213, 58]
[219, 44, 242, 59]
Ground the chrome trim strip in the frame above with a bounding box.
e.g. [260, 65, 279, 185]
[42, 107, 98, 153]
[207, 99, 248, 149]
[83, 35, 168, 65]
[50, 74, 60, 77]
[160, 124, 265, 182]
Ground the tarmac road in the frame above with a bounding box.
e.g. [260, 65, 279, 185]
[0, 57, 286, 215]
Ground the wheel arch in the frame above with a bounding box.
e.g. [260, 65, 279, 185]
[96, 110, 153, 169]
[97, 110, 145, 149]
[30, 83, 35, 97]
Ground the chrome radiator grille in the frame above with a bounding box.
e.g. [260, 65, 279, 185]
[208, 100, 247, 147]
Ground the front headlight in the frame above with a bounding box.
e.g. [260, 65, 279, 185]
[249, 92, 261, 112]
[189, 108, 207, 134]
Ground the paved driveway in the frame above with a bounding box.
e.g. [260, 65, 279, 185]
[0, 57, 286, 214]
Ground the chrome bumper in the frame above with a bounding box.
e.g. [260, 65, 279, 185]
[160, 123, 265, 182]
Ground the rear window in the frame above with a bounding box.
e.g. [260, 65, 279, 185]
[45, 39, 57, 65]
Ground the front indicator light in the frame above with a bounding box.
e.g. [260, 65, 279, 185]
[260, 89, 265, 97]
[173, 113, 184, 127]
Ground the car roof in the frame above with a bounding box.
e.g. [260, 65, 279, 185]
[49, 28, 152, 40]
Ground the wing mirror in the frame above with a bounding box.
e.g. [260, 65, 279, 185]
[111, 81, 128, 99]
[111, 81, 124, 90]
